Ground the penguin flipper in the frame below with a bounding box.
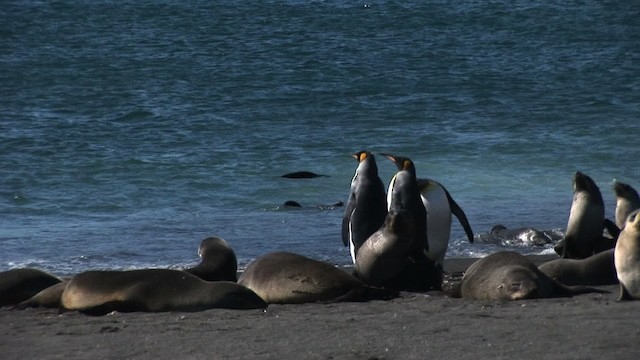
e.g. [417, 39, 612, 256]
[444, 187, 474, 243]
[342, 194, 356, 247]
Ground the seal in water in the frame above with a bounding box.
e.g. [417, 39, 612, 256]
[185, 237, 238, 282]
[342, 151, 387, 263]
[459, 251, 607, 300]
[281, 171, 327, 179]
[61, 269, 266, 315]
[238, 252, 393, 304]
[0, 268, 62, 306]
[538, 249, 617, 286]
[614, 209, 640, 300]
[490, 225, 552, 247]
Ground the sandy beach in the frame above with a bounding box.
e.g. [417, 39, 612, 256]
[1, 257, 638, 360]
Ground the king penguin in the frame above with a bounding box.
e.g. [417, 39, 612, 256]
[342, 151, 388, 263]
[382, 154, 428, 259]
[417, 178, 474, 267]
[383, 154, 441, 290]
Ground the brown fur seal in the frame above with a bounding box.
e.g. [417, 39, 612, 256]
[185, 237, 238, 282]
[538, 249, 617, 286]
[554, 171, 607, 259]
[354, 209, 415, 288]
[0, 268, 62, 306]
[460, 251, 606, 300]
[613, 181, 640, 230]
[614, 209, 640, 300]
[17, 281, 68, 309]
[61, 269, 266, 315]
[490, 225, 552, 246]
[238, 252, 391, 304]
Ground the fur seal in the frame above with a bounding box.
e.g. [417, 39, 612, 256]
[61, 269, 266, 315]
[353, 209, 415, 287]
[238, 252, 390, 304]
[490, 225, 552, 247]
[538, 249, 617, 286]
[613, 181, 640, 230]
[460, 251, 607, 300]
[0, 268, 62, 306]
[342, 151, 388, 263]
[185, 237, 238, 282]
[417, 178, 474, 266]
[17, 281, 68, 309]
[281, 171, 327, 179]
[614, 209, 640, 300]
[554, 171, 607, 259]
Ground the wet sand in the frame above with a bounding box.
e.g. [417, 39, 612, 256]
[1, 257, 638, 360]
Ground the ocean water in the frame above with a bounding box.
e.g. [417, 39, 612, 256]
[1, 1, 639, 276]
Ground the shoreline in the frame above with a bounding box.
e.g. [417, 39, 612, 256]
[2, 255, 638, 359]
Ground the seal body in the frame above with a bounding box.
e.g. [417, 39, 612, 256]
[614, 209, 640, 300]
[418, 178, 474, 266]
[61, 269, 266, 315]
[185, 237, 238, 282]
[17, 281, 68, 309]
[0, 268, 62, 306]
[613, 181, 640, 230]
[460, 251, 605, 300]
[555, 171, 606, 259]
[238, 252, 370, 304]
[538, 249, 617, 286]
[354, 209, 415, 287]
[342, 151, 387, 263]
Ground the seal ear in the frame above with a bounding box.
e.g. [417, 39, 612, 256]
[618, 284, 633, 301]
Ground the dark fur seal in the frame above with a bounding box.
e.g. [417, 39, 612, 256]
[61, 269, 266, 315]
[238, 252, 392, 304]
[0, 268, 62, 306]
[185, 237, 238, 282]
[460, 251, 606, 300]
[538, 249, 617, 286]
[281, 171, 327, 179]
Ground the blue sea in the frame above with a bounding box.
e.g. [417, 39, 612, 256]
[1, 1, 639, 276]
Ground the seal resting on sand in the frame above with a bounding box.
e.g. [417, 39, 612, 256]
[538, 249, 617, 286]
[61, 269, 266, 315]
[0, 268, 62, 306]
[459, 251, 607, 300]
[238, 252, 393, 304]
[17, 281, 68, 309]
[185, 237, 238, 282]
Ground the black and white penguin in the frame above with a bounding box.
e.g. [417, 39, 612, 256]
[342, 151, 388, 263]
[417, 178, 474, 266]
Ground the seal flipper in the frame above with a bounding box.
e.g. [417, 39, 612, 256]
[604, 218, 621, 240]
[444, 187, 474, 243]
[618, 284, 633, 301]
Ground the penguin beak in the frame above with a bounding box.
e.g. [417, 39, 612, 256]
[380, 153, 396, 163]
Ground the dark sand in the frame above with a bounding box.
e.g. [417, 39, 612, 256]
[1, 257, 639, 360]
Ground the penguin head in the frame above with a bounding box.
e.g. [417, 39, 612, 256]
[353, 151, 379, 175]
[352, 151, 373, 163]
[381, 153, 416, 176]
